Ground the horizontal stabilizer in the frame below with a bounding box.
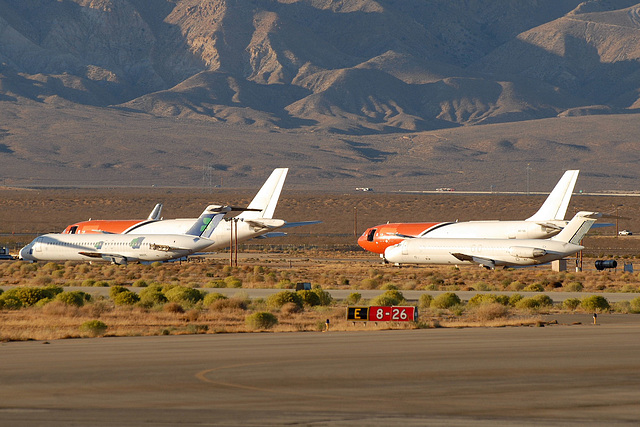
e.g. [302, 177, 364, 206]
[244, 218, 286, 230]
[280, 220, 322, 229]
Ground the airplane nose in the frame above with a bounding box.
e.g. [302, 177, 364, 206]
[19, 245, 32, 261]
[384, 244, 402, 263]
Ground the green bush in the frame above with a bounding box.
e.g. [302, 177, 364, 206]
[508, 294, 523, 306]
[369, 295, 397, 306]
[203, 292, 228, 306]
[370, 290, 406, 307]
[0, 295, 22, 309]
[113, 290, 140, 306]
[139, 285, 168, 305]
[267, 291, 303, 309]
[224, 276, 243, 288]
[467, 294, 509, 307]
[164, 286, 204, 304]
[418, 294, 433, 310]
[109, 285, 129, 299]
[580, 295, 610, 312]
[432, 292, 461, 309]
[82, 279, 96, 287]
[297, 289, 321, 306]
[245, 312, 278, 330]
[56, 291, 91, 307]
[523, 283, 544, 292]
[381, 283, 398, 290]
[515, 295, 553, 310]
[630, 297, 640, 313]
[563, 298, 581, 311]
[346, 292, 362, 305]
[132, 279, 148, 287]
[311, 287, 333, 306]
[79, 320, 108, 337]
[1, 286, 63, 307]
[564, 281, 584, 292]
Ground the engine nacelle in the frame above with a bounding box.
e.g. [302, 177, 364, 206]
[509, 246, 547, 258]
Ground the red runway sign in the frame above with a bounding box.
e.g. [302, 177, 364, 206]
[347, 306, 417, 322]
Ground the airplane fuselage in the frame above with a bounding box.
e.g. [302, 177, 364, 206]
[384, 237, 583, 267]
[19, 233, 213, 264]
[358, 220, 569, 255]
[62, 217, 285, 251]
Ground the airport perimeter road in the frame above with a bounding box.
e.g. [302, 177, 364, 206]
[2, 323, 640, 426]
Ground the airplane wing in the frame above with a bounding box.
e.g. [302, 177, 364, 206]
[280, 220, 322, 229]
[77, 251, 139, 265]
[254, 232, 288, 239]
[451, 253, 496, 269]
[243, 218, 286, 230]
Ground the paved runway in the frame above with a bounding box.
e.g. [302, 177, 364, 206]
[2, 321, 640, 426]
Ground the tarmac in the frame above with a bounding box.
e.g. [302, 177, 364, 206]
[2, 318, 640, 426]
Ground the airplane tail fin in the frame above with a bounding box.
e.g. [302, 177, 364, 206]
[526, 170, 579, 221]
[147, 203, 163, 221]
[550, 211, 601, 244]
[237, 168, 288, 220]
[185, 205, 231, 237]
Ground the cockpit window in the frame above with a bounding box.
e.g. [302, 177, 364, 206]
[69, 226, 78, 234]
[366, 228, 376, 242]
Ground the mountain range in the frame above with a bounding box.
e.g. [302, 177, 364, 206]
[1, 0, 640, 191]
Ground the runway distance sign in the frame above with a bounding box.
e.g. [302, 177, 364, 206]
[346, 306, 370, 321]
[346, 306, 417, 322]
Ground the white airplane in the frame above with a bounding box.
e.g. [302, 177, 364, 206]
[384, 211, 601, 269]
[359, 170, 581, 257]
[60, 168, 319, 251]
[19, 205, 231, 264]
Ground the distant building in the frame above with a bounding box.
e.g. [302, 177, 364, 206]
[356, 187, 373, 192]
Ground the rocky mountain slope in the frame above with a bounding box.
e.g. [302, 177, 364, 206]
[1, 0, 640, 189]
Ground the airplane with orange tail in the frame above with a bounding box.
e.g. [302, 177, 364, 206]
[358, 170, 580, 260]
[61, 168, 319, 252]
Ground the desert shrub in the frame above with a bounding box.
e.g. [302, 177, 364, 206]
[267, 291, 303, 309]
[563, 298, 581, 311]
[164, 286, 204, 304]
[297, 289, 321, 306]
[418, 294, 433, 310]
[565, 281, 584, 292]
[203, 292, 228, 306]
[0, 294, 22, 309]
[82, 279, 96, 287]
[56, 291, 91, 307]
[473, 303, 509, 321]
[163, 302, 184, 313]
[224, 276, 243, 288]
[630, 297, 640, 313]
[346, 292, 362, 305]
[245, 312, 278, 330]
[113, 290, 140, 306]
[370, 290, 405, 307]
[508, 294, 523, 306]
[8, 287, 49, 306]
[132, 279, 148, 287]
[515, 295, 553, 310]
[79, 320, 108, 337]
[277, 279, 293, 289]
[432, 292, 461, 309]
[42, 262, 63, 271]
[523, 283, 544, 292]
[109, 285, 128, 299]
[280, 302, 302, 315]
[139, 285, 168, 305]
[580, 295, 610, 312]
[311, 287, 333, 306]
[209, 298, 247, 311]
[508, 281, 526, 291]
[94, 281, 110, 287]
[369, 295, 397, 306]
[381, 283, 398, 290]
[467, 294, 509, 307]
[359, 278, 379, 290]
